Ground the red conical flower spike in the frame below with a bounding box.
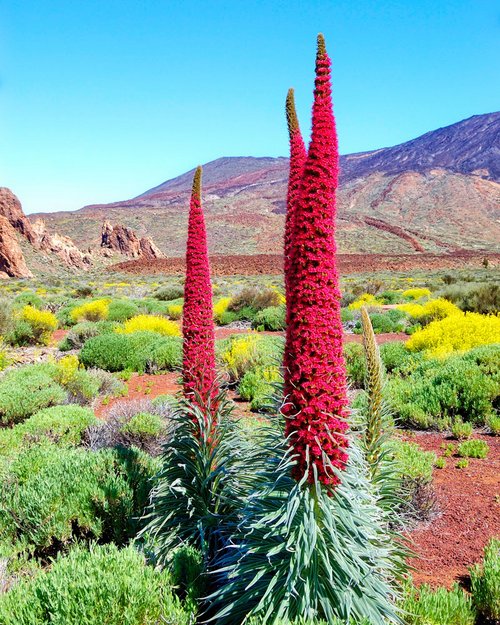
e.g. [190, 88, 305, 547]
[182, 166, 218, 412]
[283, 88, 307, 400]
[284, 34, 349, 487]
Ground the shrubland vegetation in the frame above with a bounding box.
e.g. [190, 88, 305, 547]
[0, 266, 498, 623]
[0, 35, 498, 624]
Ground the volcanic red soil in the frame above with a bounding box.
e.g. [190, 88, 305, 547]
[405, 431, 500, 588]
[110, 252, 500, 276]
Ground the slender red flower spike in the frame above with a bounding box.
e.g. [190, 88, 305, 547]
[284, 34, 349, 487]
[182, 166, 218, 412]
[283, 88, 307, 399]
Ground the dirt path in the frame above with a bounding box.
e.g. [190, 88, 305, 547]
[406, 431, 500, 588]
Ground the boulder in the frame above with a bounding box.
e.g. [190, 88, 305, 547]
[101, 221, 164, 259]
[0, 216, 33, 278]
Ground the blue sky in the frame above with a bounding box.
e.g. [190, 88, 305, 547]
[1, 0, 499, 214]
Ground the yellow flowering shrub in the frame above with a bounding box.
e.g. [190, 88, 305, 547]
[54, 355, 80, 385]
[270, 286, 286, 306]
[167, 304, 183, 320]
[402, 288, 431, 300]
[348, 293, 384, 310]
[398, 298, 461, 324]
[406, 312, 500, 357]
[22, 305, 58, 344]
[219, 334, 282, 382]
[70, 299, 110, 323]
[213, 297, 231, 322]
[117, 314, 181, 337]
[221, 334, 260, 381]
[0, 343, 10, 371]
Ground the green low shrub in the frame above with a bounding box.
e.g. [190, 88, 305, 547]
[387, 355, 498, 428]
[56, 298, 85, 327]
[72, 283, 94, 298]
[7, 320, 35, 346]
[379, 290, 404, 305]
[0, 364, 67, 425]
[107, 299, 140, 322]
[121, 411, 164, 438]
[354, 309, 409, 335]
[401, 581, 475, 625]
[0, 445, 157, 559]
[470, 538, 500, 622]
[0, 405, 97, 468]
[218, 310, 239, 325]
[442, 282, 500, 314]
[340, 307, 355, 323]
[386, 439, 436, 523]
[0, 543, 193, 625]
[462, 344, 500, 387]
[86, 399, 170, 456]
[239, 366, 279, 412]
[344, 340, 415, 389]
[16, 405, 97, 447]
[388, 439, 436, 483]
[79, 331, 182, 373]
[59, 320, 118, 351]
[134, 298, 170, 316]
[343, 342, 366, 388]
[379, 341, 414, 373]
[457, 439, 489, 459]
[486, 414, 500, 435]
[451, 419, 473, 440]
[252, 305, 286, 331]
[0, 297, 14, 337]
[13, 291, 43, 309]
[171, 545, 206, 602]
[153, 284, 185, 301]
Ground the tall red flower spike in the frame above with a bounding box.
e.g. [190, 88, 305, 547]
[182, 166, 218, 412]
[283, 88, 307, 400]
[284, 34, 349, 487]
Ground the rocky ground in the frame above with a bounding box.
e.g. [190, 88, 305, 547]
[109, 251, 500, 276]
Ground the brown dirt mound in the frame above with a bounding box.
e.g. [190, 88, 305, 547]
[109, 252, 500, 276]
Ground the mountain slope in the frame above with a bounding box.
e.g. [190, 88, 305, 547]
[33, 112, 500, 256]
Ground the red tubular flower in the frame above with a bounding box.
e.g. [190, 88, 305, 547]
[182, 166, 218, 412]
[283, 88, 307, 399]
[283, 34, 349, 487]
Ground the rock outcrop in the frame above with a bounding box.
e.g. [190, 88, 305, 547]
[101, 221, 164, 259]
[31, 220, 93, 269]
[0, 187, 37, 244]
[0, 187, 94, 274]
[0, 216, 33, 278]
